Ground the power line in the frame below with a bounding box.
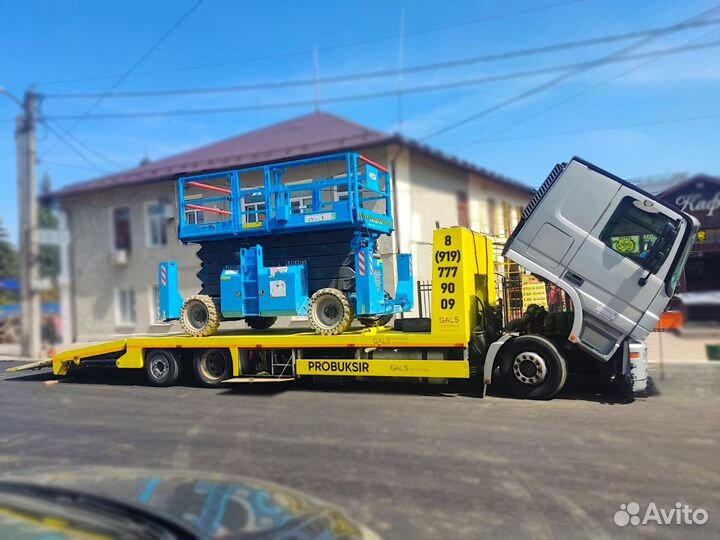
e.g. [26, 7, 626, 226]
[40, 0, 204, 159]
[34, 0, 584, 87]
[449, 113, 720, 146]
[419, 4, 720, 141]
[468, 27, 720, 145]
[62, 129, 124, 168]
[41, 117, 124, 168]
[40, 159, 105, 172]
[40, 120, 106, 173]
[42, 18, 720, 100]
[37, 40, 720, 121]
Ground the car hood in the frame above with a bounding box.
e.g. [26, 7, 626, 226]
[0, 467, 378, 539]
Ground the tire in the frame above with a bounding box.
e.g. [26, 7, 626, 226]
[245, 316, 277, 330]
[500, 335, 567, 400]
[358, 314, 393, 328]
[193, 348, 230, 387]
[308, 288, 354, 335]
[144, 349, 181, 387]
[180, 295, 221, 337]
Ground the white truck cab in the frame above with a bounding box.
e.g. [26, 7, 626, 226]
[504, 157, 698, 363]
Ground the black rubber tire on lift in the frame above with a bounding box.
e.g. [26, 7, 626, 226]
[144, 349, 181, 387]
[245, 316, 278, 330]
[180, 294, 221, 337]
[358, 314, 393, 328]
[500, 335, 567, 400]
[193, 348, 230, 387]
[308, 288, 354, 335]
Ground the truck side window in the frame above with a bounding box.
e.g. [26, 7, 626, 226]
[599, 197, 675, 270]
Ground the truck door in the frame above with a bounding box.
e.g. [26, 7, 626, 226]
[504, 158, 695, 361]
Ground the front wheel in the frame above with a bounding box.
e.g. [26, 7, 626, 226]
[308, 288, 354, 335]
[500, 335, 567, 400]
[144, 349, 181, 387]
[180, 295, 221, 337]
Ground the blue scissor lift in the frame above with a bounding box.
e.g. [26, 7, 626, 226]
[159, 152, 414, 335]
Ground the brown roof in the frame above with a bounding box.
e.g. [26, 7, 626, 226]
[54, 111, 531, 197]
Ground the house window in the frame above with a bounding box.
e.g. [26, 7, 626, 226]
[291, 195, 313, 214]
[456, 191, 470, 228]
[185, 209, 205, 225]
[149, 285, 166, 325]
[487, 199, 497, 235]
[116, 288, 137, 326]
[146, 202, 168, 247]
[335, 184, 349, 201]
[502, 202, 512, 236]
[244, 201, 266, 224]
[112, 207, 131, 252]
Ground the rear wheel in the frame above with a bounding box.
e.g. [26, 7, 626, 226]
[193, 349, 230, 387]
[245, 316, 277, 330]
[180, 295, 220, 337]
[308, 288, 353, 335]
[500, 335, 567, 399]
[144, 349, 181, 387]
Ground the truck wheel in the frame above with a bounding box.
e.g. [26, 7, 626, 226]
[309, 288, 353, 335]
[245, 316, 277, 330]
[193, 349, 230, 387]
[180, 295, 220, 337]
[500, 335, 567, 399]
[144, 349, 181, 387]
[358, 314, 393, 328]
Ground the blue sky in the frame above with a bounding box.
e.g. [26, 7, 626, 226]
[1, 0, 719, 243]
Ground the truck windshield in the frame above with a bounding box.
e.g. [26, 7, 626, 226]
[599, 196, 677, 270]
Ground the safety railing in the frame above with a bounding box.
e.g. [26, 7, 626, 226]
[177, 152, 393, 242]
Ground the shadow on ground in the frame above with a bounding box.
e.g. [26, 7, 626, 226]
[3, 365, 649, 404]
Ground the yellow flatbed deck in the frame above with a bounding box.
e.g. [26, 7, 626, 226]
[47, 324, 471, 377]
[52, 325, 465, 363]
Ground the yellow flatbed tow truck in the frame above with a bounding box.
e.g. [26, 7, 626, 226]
[47, 227, 492, 389]
[8, 158, 698, 399]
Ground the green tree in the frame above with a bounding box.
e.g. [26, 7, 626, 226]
[0, 218, 19, 305]
[39, 172, 60, 280]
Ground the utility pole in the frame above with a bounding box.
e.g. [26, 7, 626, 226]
[15, 90, 41, 359]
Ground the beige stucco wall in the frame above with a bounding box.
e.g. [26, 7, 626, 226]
[62, 182, 200, 340]
[62, 145, 530, 340]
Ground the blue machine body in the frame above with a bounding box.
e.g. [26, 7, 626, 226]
[160, 152, 414, 324]
[220, 245, 309, 318]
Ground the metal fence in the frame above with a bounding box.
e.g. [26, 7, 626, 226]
[416, 280, 433, 319]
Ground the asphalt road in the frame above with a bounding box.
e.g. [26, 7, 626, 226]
[1, 363, 718, 540]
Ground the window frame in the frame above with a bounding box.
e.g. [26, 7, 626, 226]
[599, 196, 677, 271]
[148, 284, 171, 326]
[115, 287, 137, 327]
[145, 201, 168, 249]
[109, 205, 132, 254]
